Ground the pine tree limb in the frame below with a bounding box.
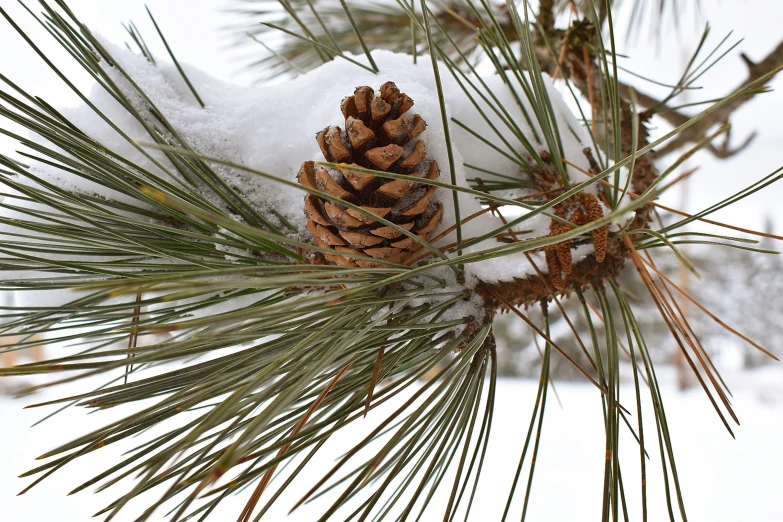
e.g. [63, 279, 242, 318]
[619, 39, 783, 158]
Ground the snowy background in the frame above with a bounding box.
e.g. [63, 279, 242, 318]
[3, 369, 783, 521]
[1, 1, 782, 521]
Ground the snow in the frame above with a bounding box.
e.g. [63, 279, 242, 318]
[1, 41, 620, 325]
[2, 367, 782, 521]
[18, 42, 603, 289]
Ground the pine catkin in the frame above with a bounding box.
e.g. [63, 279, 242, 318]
[578, 192, 608, 263]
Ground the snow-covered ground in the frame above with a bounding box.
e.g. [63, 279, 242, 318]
[2, 365, 782, 522]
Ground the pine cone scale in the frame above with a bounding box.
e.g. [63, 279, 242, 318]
[346, 206, 391, 223]
[366, 145, 404, 170]
[324, 201, 365, 228]
[304, 195, 331, 226]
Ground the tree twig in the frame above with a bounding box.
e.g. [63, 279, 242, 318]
[619, 39, 783, 158]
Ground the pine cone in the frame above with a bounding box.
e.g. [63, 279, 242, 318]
[297, 82, 444, 268]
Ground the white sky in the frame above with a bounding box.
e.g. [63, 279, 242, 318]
[0, 0, 781, 234]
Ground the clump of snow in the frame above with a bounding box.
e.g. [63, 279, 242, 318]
[7, 44, 609, 314]
[405, 265, 484, 338]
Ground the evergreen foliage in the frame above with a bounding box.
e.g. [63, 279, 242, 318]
[0, 1, 780, 521]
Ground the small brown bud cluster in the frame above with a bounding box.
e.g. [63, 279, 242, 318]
[545, 191, 608, 292]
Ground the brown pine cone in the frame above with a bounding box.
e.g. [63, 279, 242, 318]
[297, 82, 444, 268]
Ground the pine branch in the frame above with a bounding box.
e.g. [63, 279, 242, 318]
[2, 1, 780, 521]
[538, 0, 557, 37]
[623, 39, 783, 157]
